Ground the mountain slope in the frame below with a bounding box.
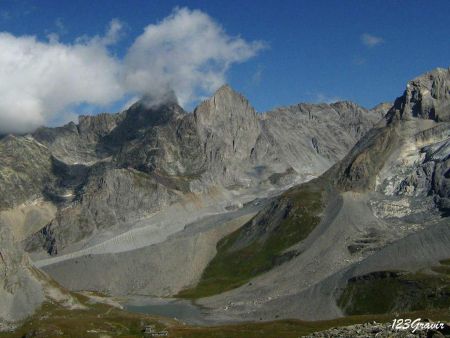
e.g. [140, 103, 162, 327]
[192, 67, 450, 322]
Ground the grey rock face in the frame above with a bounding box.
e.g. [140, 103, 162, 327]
[195, 85, 261, 161]
[337, 68, 450, 210]
[0, 135, 54, 210]
[0, 227, 45, 324]
[112, 102, 205, 177]
[33, 112, 125, 164]
[261, 101, 384, 178]
[394, 131, 450, 214]
[388, 67, 450, 122]
[370, 101, 393, 118]
[26, 166, 178, 255]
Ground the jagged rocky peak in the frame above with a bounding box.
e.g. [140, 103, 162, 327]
[105, 96, 187, 146]
[77, 112, 124, 137]
[194, 84, 261, 161]
[335, 67, 450, 194]
[389, 67, 450, 121]
[330, 100, 362, 111]
[194, 84, 258, 126]
[371, 102, 393, 113]
[330, 100, 388, 122]
[124, 95, 185, 128]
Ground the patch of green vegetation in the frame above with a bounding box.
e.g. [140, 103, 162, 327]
[338, 263, 450, 316]
[178, 182, 324, 298]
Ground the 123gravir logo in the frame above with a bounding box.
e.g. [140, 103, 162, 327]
[392, 318, 446, 333]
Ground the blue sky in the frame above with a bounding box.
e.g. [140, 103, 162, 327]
[0, 0, 449, 132]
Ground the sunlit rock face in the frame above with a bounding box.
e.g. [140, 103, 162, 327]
[389, 67, 450, 122]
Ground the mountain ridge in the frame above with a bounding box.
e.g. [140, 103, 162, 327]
[0, 84, 386, 258]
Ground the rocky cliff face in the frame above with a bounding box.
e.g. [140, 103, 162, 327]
[337, 68, 450, 210]
[33, 112, 125, 165]
[261, 101, 384, 177]
[0, 224, 89, 328]
[0, 226, 45, 325]
[195, 85, 261, 162]
[0, 135, 54, 210]
[193, 85, 262, 185]
[388, 67, 450, 122]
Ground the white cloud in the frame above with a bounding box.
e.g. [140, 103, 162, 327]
[361, 33, 384, 47]
[123, 7, 266, 107]
[0, 30, 123, 134]
[100, 18, 124, 46]
[0, 7, 265, 134]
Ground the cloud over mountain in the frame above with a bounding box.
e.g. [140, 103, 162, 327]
[0, 25, 122, 134]
[124, 8, 265, 107]
[0, 7, 265, 134]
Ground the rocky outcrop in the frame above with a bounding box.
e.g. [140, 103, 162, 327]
[262, 101, 386, 181]
[388, 67, 450, 122]
[33, 112, 125, 164]
[0, 135, 54, 210]
[112, 102, 205, 177]
[335, 123, 400, 192]
[305, 321, 450, 338]
[26, 167, 178, 255]
[0, 227, 45, 324]
[195, 85, 261, 161]
[339, 68, 450, 217]
[193, 85, 262, 185]
[0, 224, 89, 329]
